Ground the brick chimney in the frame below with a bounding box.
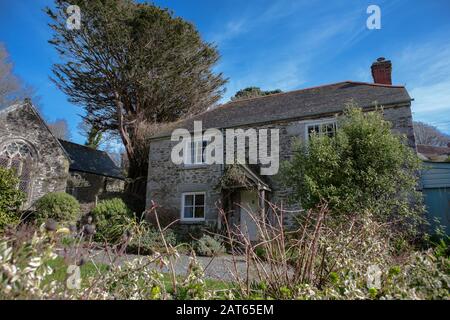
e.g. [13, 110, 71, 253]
[371, 57, 392, 85]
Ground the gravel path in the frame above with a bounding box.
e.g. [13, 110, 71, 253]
[87, 250, 255, 282]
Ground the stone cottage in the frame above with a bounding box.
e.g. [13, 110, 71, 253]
[146, 58, 417, 240]
[0, 101, 124, 208]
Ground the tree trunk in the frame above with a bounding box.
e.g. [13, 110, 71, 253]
[125, 158, 148, 214]
[114, 93, 147, 213]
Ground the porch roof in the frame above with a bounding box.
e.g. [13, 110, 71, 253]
[221, 163, 271, 192]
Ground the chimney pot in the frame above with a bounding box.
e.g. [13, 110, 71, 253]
[371, 57, 392, 85]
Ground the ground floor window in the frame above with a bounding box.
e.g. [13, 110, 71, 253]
[181, 192, 205, 221]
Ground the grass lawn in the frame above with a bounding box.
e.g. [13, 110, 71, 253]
[44, 257, 109, 287]
[45, 257, 233, 293]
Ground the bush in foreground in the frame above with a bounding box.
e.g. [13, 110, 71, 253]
[92, 198, 133, 243]
[1, 203, 448, 300]
[127, 223, 177, 255]
[195, 234, 225, 257]
[0, 218, 448, 300]
[35, 192, 80, 225]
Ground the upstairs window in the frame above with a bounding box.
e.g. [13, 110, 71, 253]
[306, 120, 337, 139]
[181, 192, 205, 221]
[185, 140, 208, 165]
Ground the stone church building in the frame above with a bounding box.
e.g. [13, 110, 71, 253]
[0, 101, 124, 208]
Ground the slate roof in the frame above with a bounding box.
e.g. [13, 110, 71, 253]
[59, 139, 124, 180]
[152, 81, 412, 139]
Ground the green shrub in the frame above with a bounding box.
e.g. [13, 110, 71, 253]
[92, 198, 133, 243]
[127, 223, 177, 255]
[0, 167, 25, 229]
[35, 192, 80, 224]
[195, 235, 225, 257]
[281, 105, 424, 229]
[172, 224, 216, 244]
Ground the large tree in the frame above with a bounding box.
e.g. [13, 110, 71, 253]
[413, 121, 450, 147]
[0, 43, 37, 109]
[47, 0, 226, 196]
[77, 119, 103, 149]
[47, 118, 71, 140]
[231, 87, 282, 101]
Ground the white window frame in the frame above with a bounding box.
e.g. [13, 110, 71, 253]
[304, 118, 338, 141]
[184, 139, 208, 165]
[181, 192, 206, 222]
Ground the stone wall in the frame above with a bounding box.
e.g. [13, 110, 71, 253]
[146, 103, 416, 226]
[67, 170, 125, 205]
[0, 104, 69, 207]
[146, 137, 223, 226]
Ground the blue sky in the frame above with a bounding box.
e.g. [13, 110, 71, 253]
[0, 0, 449, 146]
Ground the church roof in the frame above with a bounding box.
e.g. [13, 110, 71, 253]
[59, 139, 124, 180]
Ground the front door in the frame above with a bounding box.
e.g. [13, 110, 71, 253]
[240, 190, 259, 241]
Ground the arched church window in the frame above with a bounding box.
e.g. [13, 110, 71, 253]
[0, 140, 34, 199]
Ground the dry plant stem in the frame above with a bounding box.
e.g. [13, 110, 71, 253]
[221, 199, 340, 298]
[150, 201, 178, 295]
[247, 205, 283, 289]
[218, 208, 247, 295]
[302, 203, 326, 283]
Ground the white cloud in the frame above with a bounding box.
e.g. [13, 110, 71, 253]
[206, 0, 312, 46]
[209, 19, 247, 45]
[222, 58, 308, 102]
[215, 2, 365, 100]
[210, 0, 450, 136]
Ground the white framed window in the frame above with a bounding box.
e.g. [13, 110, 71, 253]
[181, 192, 206, 221]
[184, 139, 208, 165]
[305, 119, 337, 140]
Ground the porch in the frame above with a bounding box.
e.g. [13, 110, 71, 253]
[219, 164, 271, 241]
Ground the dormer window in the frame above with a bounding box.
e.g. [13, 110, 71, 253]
[306, 120, 337, 140]
[185, 139, 208, 165]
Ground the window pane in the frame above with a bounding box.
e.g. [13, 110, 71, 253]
[327, 123, 336, 137]
[195, 194, 205, 206]
[7, 143, 18, 155]
[194, 206, 204, 218]
[202, 141, 208, 162]
[10, 159, 21, 174]
[0, 157, 9, 168]
[308, 125, 320, 137]
[19, 144, 30, 157]
[189, 142, 195, 164]
[184, 194, 194, 206]
[19, 180, 30, 194]
[308, 122, 336, 138]
[195, 141, 203, 163]
[184, 206, 194, 218]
